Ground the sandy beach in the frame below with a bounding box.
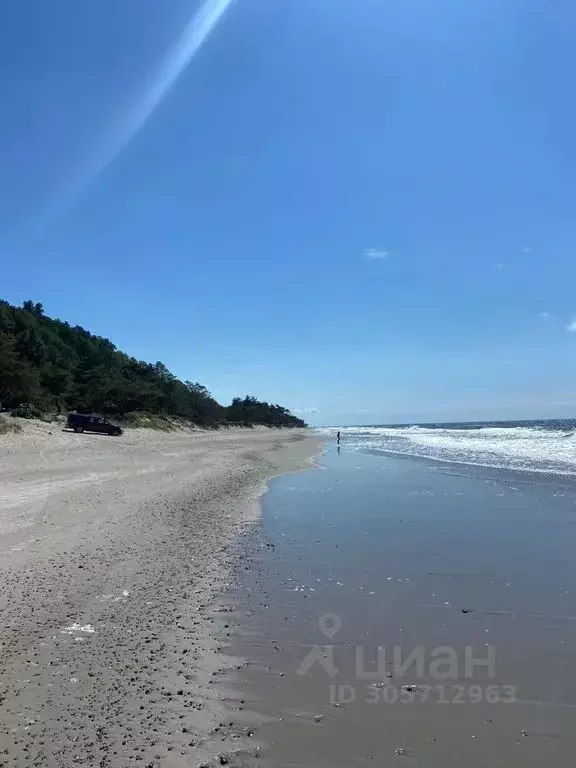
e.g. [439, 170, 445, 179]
[0, 420, 322, 767]
[4, 421, 576, 767]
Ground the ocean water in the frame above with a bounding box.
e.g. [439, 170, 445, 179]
[319, 419, 576, 475]
[223, 443, 576, 767]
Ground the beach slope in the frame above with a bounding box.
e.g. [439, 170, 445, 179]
[0, 421, 321, 766]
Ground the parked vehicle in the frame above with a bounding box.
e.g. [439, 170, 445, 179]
[67, 412, 123, 436]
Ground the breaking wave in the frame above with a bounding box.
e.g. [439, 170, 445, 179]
[320, 421, 576, 475]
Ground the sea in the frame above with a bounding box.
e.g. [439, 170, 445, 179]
[320, 419, 576, 476]
[218, 420, 576, 767]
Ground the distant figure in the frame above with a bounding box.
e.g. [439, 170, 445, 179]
[337, 430, 341, 445]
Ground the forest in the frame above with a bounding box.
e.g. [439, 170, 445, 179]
[0, 299, 306, 428]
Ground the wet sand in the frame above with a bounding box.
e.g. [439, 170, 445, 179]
[222, 446, 576, 766]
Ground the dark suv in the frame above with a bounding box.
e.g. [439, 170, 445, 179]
[67, 412, 123, 436]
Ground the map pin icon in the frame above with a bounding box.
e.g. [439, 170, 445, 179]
[318, 613, 341, 639]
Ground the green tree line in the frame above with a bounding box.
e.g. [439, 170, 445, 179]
[0, 299, 305, 428]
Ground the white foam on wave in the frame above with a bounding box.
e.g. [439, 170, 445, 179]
[322, 425, 576, 475]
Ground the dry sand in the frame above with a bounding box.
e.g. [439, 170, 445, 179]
[0, 419, 322, 767]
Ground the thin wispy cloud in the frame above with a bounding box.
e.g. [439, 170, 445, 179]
[494, 263, 504, 271]
[523, 246, 533, 253]
[566, 318, 576, 332]
[293, 407, 319, 415]
[69, 0, 235, 202]
[539, 311, 551, 319]
[364, 248, 390, 260]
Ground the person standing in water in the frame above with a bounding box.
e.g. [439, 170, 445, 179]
[337, 430, 341, 445]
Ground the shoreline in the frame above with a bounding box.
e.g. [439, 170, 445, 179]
[0, 422, 324, 766]
[219, 445, 576, 767]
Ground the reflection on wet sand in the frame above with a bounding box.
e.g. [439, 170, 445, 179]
[223, 448, 576, 767]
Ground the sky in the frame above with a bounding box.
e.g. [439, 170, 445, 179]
[1, 0, 576, 426]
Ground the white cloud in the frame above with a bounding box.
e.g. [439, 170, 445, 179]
[364, 248, 389, 260]
[539, 311, 550, 319]
[566, 317, 576, 332]
[293, 407, 319, 415]
[494, 263, 504, 271]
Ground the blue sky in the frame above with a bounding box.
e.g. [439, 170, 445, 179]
[1, 0, 576, 426]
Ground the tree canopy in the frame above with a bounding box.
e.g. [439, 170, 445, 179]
[0, 299, 306, 428]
